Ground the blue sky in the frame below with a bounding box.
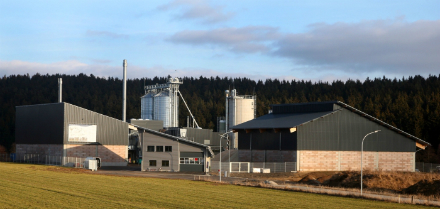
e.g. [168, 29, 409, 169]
[1, 0, 439, 82]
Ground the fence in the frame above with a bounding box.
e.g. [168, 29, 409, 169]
[210, 161, 296, 173]
[416, 162, 440, 173]
[0, 153, 87, 168]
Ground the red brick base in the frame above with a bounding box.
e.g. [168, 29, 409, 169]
[299, 151, 414, 172]
[65, 144, 127, 166]
[15, 144, 127, 166]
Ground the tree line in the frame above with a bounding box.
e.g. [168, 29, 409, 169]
[1, 73, 439, 162]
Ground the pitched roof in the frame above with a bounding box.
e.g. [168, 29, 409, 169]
[232, 110, 338, 129]
[232, 101, 430, 147]
[132, 124, 215, 158]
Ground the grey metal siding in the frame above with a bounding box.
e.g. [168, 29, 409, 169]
[130, 120, 163, 131]
[298, 109, 415, 152]
[141, 131, 206, 172]
[142, 132, 179, 171]
[180, 164, 203, 172]
[15, 103, 64, 144]
[63, 103, 128, 145]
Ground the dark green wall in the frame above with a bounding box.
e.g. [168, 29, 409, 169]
[297, 106, 415, 152]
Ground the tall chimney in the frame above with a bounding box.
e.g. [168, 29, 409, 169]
[58, 78, 62, 103]
[122, 59, 127, 122]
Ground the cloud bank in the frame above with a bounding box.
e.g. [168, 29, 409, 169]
[168, 18, 440, 74]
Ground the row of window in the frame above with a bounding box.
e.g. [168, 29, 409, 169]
[180, 157, 204, 165]
[147, 158, 205, 167]
[149, 160, 169, 167]
[147, 146, 172, 152]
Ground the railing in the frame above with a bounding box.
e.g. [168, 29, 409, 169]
[416, 162, 440, 173]
[0, 153, 87, 168]
[210, 162, 297, 173]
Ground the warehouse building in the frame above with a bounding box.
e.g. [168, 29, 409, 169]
[232, 101, 430, 172]
[15, 102, 129, 166]
[136, 125, 214, 172]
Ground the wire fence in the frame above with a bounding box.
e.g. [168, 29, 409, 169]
[210, 162, 297, 173]
[416, 162, 440, 173]
[0, 153, 87, 168]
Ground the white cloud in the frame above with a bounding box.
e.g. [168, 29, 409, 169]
[273, 19, 440, 74]
[158, 0, 234, 24]
[167, 18, 440, 75]
[167, 26, 279, 53]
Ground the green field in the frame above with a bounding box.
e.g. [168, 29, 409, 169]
[0, 163, 432, 209]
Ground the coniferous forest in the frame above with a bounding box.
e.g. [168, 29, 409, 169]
[1, 73, 440, 163]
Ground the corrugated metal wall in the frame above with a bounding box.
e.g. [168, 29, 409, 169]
[238, 130, 297, 150]
[130, 119, 163, 131]
[16, 103, 65, 144]
[297, 105, 415, 152]
[63, 103, 128, 145]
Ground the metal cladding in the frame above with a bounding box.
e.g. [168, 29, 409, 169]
[141, 77, 182, 128]
[233, 101, 430, 152]
[122, 59, 127, 122]
[15, 103, 129, 145]
[58, 78, 62, 103]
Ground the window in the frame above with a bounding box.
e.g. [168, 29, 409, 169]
[179, 157, 204, 164]
[165, 146, 172, 152]
[162, 160, 169, 167]
[147, 146, 155, 152]
[156, 146, 163, 152]
[149, 160, 156, 166]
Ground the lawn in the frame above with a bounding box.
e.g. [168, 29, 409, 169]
[0, 163, 433, 208]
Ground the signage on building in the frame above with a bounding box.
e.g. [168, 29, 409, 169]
[68, 124, 97, 143]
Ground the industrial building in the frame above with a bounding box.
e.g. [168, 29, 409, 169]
[232, 101, 430, 172]
[15, 102, 130, 166]
[225, 89, 256, 149]
[136, 125, 214, 172]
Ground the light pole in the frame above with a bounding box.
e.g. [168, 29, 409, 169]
[219, 131, 232, 182]
[361, 130, 380, 196]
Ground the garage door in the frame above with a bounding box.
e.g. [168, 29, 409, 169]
[180, 152, 204, 172]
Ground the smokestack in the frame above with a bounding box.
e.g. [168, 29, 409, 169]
[58, 78, 62, 103]
[122, 59, 127, 122]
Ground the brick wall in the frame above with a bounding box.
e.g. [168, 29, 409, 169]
[238, 150, 297, 162]
[299, 150, 414, 172]
[65, 144, 127, 166]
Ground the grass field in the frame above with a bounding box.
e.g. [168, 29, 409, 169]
[0, 163, 433, 209]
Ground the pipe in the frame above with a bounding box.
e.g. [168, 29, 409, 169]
[58, 78, 62, 103]
[123, 59, 127, 122]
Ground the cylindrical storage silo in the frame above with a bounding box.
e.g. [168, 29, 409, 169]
[219, 120, 226, 132]
[154, 90, 171, 127]
[141, 92, 155, 120]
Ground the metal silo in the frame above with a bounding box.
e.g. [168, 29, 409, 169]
[154, 90, 171, 127]
[141, 91, 155, 120]
[226, 89, 257, 149]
